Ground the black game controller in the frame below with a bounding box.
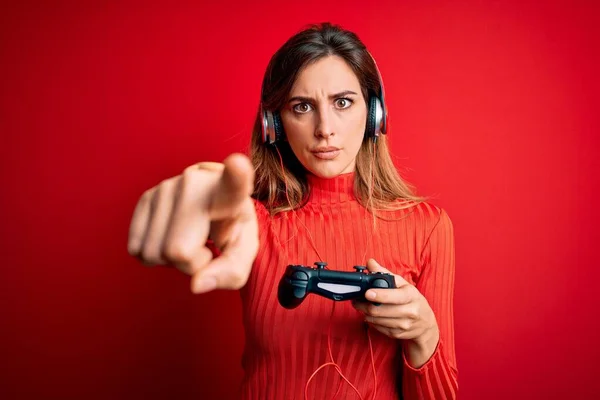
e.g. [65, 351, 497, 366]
[277, 262, 396, 309]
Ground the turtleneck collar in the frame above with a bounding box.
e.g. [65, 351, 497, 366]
[306, 172, 357, 204]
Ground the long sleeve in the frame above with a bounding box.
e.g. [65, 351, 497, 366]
[402, 208, 458, 399]
[239, 173, 459, 400]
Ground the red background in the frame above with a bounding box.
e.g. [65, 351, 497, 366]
[1, 0, 599, 399]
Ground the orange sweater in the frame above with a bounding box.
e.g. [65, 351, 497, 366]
[239, 172, 458, 399]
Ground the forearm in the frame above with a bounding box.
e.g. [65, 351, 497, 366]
[400, 208, 458, 399]
[403, 326, 440, 369]
[401, 336, 458, 400]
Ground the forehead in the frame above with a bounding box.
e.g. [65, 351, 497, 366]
[289, 55, 361, 96]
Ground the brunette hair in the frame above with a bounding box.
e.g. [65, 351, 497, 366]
[250, 22, 427, 214]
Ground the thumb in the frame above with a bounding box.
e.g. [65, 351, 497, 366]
[210, 153, 254, 220]
[366, 258, 410, 287]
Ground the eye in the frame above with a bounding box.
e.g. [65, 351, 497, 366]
[335, 98, 353, 109]
[292, 103, 312, 114]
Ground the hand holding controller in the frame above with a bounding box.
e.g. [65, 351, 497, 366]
[278, 262, 396, 309]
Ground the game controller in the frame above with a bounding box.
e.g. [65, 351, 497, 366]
[277, 262, 396, 309]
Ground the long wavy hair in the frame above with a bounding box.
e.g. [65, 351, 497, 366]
[250, 22, 427, 215]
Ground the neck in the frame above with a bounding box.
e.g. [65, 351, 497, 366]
[306, 172, 356, 204]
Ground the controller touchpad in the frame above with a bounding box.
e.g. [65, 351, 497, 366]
[317, 283, 361, 294]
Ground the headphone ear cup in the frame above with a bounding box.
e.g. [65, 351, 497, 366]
[273, 111, 284, 143]
[366, 95, 382, 138]
[261, 107, 270, 144]
[261, 108, 285, 145]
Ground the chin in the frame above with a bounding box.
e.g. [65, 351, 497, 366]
[304, 161, 353, 178]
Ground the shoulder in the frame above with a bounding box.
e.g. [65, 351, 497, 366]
[413, 201, 454, 240]
[396, 200, 454, 238]
[413, 201, 451, 222]
[252, 198, 271, 222]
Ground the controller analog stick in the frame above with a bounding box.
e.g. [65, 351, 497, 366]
[315, 262, 327, 269]
[372, 278, 390, 288]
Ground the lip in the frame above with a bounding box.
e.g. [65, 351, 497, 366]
[311, 146, 341, 153]
[311, 147, 341, 160]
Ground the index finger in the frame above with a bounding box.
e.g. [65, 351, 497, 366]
[209, 153, 255, 220]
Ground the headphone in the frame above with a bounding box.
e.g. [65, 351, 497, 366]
[261, 52, 388, 145]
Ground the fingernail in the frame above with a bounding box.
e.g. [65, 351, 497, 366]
[366, 290, 376, 300]
[194, 276, 217, 294]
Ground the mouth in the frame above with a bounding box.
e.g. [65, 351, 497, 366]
[311, 146, 341, 160]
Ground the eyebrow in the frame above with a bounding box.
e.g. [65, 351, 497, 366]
[287, 90, 358, 103]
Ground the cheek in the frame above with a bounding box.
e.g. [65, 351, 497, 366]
[282, 121, 315, 169]
[285, 126, 312, 156]
[282, 115, 313, 145]
[345, 112, 367, 148]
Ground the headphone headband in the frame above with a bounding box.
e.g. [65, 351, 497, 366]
[261, 51, 388, 145]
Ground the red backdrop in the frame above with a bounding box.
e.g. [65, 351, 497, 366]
[1, 0, 599, 399]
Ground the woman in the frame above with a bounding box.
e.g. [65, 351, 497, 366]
[128, 22, 457, 399]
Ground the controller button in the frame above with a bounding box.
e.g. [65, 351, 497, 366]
[353, 266, 367, 273]
[315, 262, 327, 269]
[371, 278, 390, 288]
[292, 271, 309, 281]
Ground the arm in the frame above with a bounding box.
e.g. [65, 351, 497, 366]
[402, 208, 458, 399]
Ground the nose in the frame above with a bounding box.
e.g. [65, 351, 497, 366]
[314, 106, 334, 139]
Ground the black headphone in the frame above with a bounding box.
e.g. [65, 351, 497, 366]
[260, 52, 388, 145]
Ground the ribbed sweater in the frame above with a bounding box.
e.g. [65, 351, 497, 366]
[238, 172, 458, 399]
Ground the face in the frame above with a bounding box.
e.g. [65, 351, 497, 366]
[279, 55, 367, 178]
